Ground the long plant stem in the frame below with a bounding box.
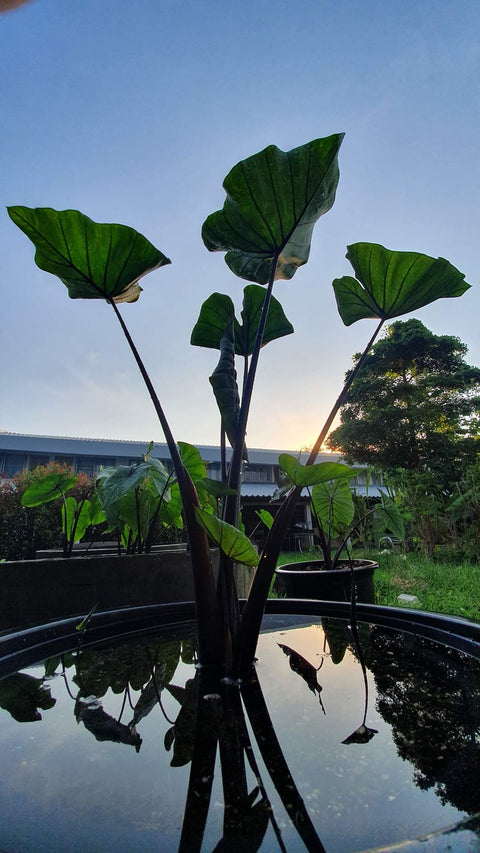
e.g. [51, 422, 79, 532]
[109, 299, 222, 666]
[218, 265, 278, 658]
[235, 319, 385, 676]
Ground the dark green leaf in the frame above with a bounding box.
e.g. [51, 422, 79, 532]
[278, 454, 355, 487]
[8, 207, 170, 301]
[21, 471, 77, 507]
[236, 285, 293, 354]
[191, 285, 293, 355]
[194, 508, 258, 566]
[333, 243, 470, 326]
[202, 134, 344, 284]
[190, 292, 235, 349]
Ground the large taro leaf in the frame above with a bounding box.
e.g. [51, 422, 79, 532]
[96, 463, 152, 526]
[333, 243, 470, 326]
[202, 134, 344, 284]
[311, 478, 355, 538]
[278, 454, 355, 488]
[21, 470, 78, 507]
[194, 508, 258, 566]
[191, 285, 293, 355]
[178, 442, 207, 483]
[8, 207, 170, 302]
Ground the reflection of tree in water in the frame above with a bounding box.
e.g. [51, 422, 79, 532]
[369, 627, 480, 815]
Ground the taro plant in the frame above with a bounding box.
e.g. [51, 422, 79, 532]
[8, 133, 471, 677]
[21, 467, 104, 557]
[95, 441, 235, 553]
[275, 454, 404, 569]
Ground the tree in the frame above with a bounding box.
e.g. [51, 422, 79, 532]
[328, 319, 480, 485]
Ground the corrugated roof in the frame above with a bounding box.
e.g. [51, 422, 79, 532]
[0, 432, 342, 466]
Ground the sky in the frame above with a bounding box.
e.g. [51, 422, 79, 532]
[1, 0, 479, 452]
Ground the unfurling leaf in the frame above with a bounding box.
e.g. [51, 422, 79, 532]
[209, 323, 248, 460]
[202, 134, 344, 284]
[333, 243, 470, 326]
[8, 207, 170, 301]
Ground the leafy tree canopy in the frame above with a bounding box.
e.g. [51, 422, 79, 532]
[328, 319, 480, 482]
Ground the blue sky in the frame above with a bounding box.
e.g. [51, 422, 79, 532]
[2, 0, 479, 451]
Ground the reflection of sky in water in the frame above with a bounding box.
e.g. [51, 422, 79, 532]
[0, 619, 472, 852]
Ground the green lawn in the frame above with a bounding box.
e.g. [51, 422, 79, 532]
[274, 549, 480, 621]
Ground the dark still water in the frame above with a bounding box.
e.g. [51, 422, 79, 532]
[1, 614, 479, 852]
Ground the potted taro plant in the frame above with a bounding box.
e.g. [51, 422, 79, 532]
[275, 459, 405, 601]
[7, 132, 471, 680]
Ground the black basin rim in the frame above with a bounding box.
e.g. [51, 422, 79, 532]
[1, 599, 480, 678]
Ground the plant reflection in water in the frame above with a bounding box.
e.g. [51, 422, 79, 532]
[2, 619, 480, 851]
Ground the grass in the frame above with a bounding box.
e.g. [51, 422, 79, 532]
[274, 548, 480, 621]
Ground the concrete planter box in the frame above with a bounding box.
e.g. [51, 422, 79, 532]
[0, 549, 256, 632]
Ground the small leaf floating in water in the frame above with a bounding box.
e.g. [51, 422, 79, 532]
[341, 724, 378, 745]
[278, 644, 325, 713]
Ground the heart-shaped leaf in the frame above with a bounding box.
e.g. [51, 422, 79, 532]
[311, 479, 355, 537]
[333, 243, 470, 326]
[62, 497, 92, 543]
[21, 471, 77, 506]
[190, 292, 235, 349]
[178, 442, 207, 483]
[202, 134, 344, 284]
[278, 454, 356, 487]
[8, 207, 170, 301]
[194, 508, 258, 566]
[191, 285, 293, 355]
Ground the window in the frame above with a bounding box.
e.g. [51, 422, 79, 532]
[242, 465, 272, 483]
[0, 454, 27, 477]
[54, 455, 74, 468]
[28, 454, 50, 470]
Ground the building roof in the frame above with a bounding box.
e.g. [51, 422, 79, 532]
[0, 431, 340, 466]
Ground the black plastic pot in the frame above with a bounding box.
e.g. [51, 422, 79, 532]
[275, 558, 378, 602]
